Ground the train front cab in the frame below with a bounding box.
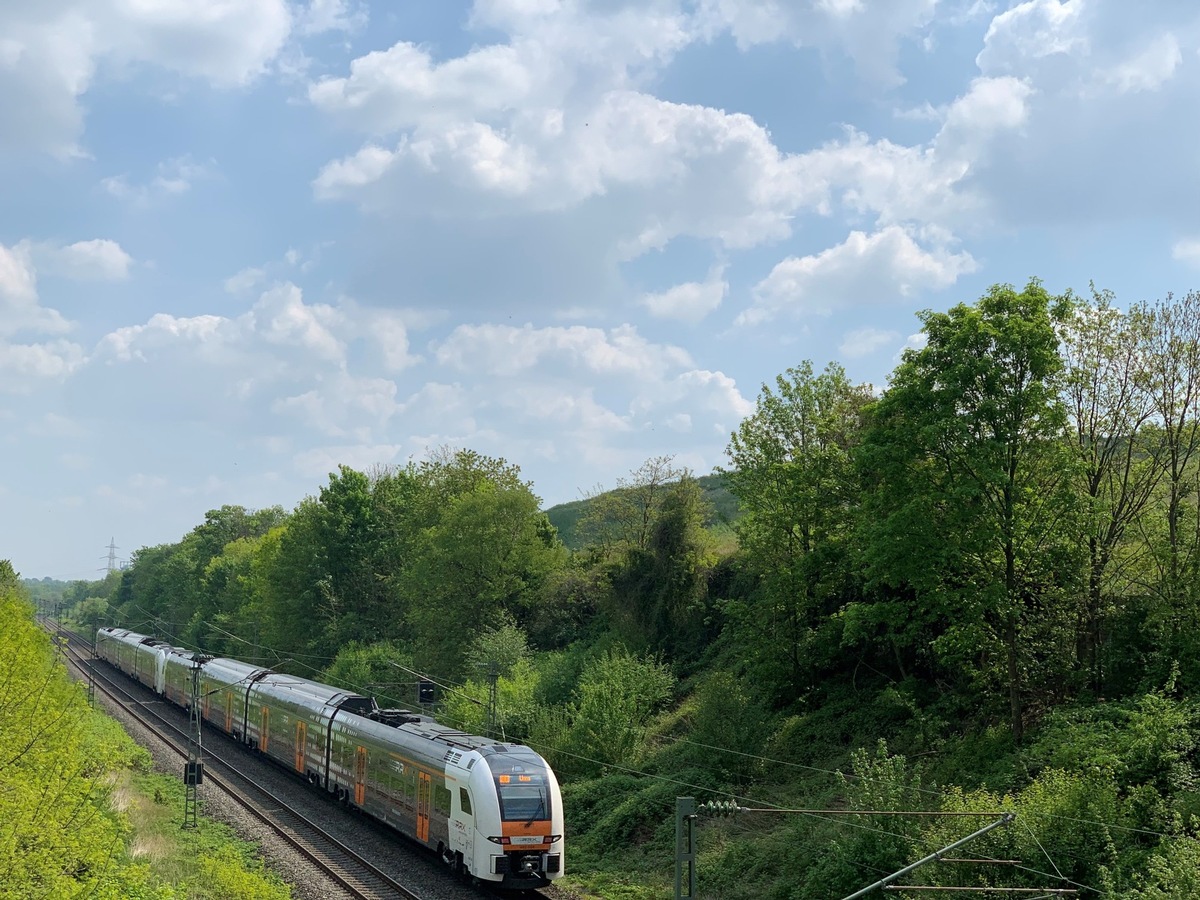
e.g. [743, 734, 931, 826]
[463, 745, 564, 888]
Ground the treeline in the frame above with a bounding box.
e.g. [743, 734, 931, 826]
[58, 280, 1200, 895]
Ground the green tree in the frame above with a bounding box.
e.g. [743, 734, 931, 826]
[403, 466, 565, 680]
[723, 361, 872, 699]
[858, 280, 1081, 741]
[605, 475, 717, 661]
[1132, 291, 1200, 669]
[1058, 286, 1161, 689]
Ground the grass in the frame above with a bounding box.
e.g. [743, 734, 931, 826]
[116, 769, 293, 899]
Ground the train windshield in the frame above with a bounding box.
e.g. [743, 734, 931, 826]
[497, 782, 548, 822]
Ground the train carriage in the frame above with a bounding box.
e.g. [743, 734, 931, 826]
[161, 647, 198, 707]
[95, 627, 565, 889]
[191, 656, 269, 739]
[132, 639, 174, 694]
[243, 672, 374, 784]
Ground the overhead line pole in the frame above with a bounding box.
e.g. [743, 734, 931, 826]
[840, 813, 1016, 900]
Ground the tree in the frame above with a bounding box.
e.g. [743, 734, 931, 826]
[402, 461, 566, 680]
[723, 361, 872, 700]
[1132, 291, 1200, 667]
[577, 456, 689, 560]
[1058, 286, 1161, 689]
[858, 280, 1081, 741]
[604, 475, 717, 661]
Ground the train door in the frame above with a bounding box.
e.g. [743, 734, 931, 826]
[259, 706, 270, 751]
[452, 786, 475, 872]
[354, 746, 367, 805]
[416, 772, 431, 842]
[224, 691, 233, 733]
[295, 722, 307, 774]
[203, 681, 211, 719]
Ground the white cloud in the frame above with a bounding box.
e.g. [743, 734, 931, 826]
[225, 267, 265, 294]
[434, 322, 692, 380]
[96, 312, 237, 363]
[101, 0, 292, 88]
[0, 340, 85, 388]
[43, 239, 133, 280]
[273, 373, 399, 439]
[840, 327, 901, 359]
[292, 443, 404, 479]
[251, 283, 345, 363]
[1105, 33, 1182, 94]
[0, 242, 70, 337]
[696, 0, 939, 86]
[1172, 237, 1200, 267]
[976, 0, 1086, 76]
[0, 242, 38, 306]
[743, 226, 977, 324]
[297, 0, 367, 36]
[641, 269, 727, 323]
[0, 3, 290, 158]
[309, 41, 537, 133]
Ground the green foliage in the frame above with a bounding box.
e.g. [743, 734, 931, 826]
[1024, 695, 1200, 795]
[667, 671, 770, 785]
[322, 640, 413, 707]
[723, 360, 872, 703]
[534, 646, 675, 778]
[857, 280, 1083, 740]
[0, 577, 154, 897]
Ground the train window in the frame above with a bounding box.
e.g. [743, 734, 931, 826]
[433, 784, 451, 815]
[459, 788, 472, 816]
[497, 783, 548, 822]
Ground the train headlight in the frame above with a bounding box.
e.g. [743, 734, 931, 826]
[487, 836, 511, 845]
[549, 834, 562, 843]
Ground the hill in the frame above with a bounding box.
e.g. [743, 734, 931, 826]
[544, 472, 740, 549]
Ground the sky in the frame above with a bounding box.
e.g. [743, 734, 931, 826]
[3, 0, 1200, 580]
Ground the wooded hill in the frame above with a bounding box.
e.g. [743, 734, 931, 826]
[38, 281, 1200, 897]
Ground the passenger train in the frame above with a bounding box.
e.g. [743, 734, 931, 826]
[95, 627, 564, 889]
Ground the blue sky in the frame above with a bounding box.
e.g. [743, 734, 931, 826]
[3, 0, 1199, 579]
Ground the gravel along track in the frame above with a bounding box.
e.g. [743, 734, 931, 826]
[53, 626, 570, 900]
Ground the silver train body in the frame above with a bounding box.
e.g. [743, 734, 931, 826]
[95, 627, 565, 888]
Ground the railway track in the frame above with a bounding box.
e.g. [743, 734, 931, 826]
[47, 621, 427, 900]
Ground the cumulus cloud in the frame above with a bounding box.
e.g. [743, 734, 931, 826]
[976, 0, 1086, 77]
[1172, 237, 1200, 267]
[434, 322, 692, 380]
[641, 269, 727, 323]
[0, 241, 69, 337]
[273, 373, 399, 439]
[1104, 33, 1182, 94]
[840, 327, 901, 359]
[251, 283, 345, 363]
[696, 0, 939, 86]
[41, 239, 133, 280]
[0, 340, 85, 388]
[0, 2, 291, 158]
[742, 226, 977, 325]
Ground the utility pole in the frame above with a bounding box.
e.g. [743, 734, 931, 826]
[674, 797, 697, 900]
[183, 654, 213, 828]
[485, 662, 500, 739]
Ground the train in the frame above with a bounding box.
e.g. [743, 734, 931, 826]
[95, 627, 565, 889]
